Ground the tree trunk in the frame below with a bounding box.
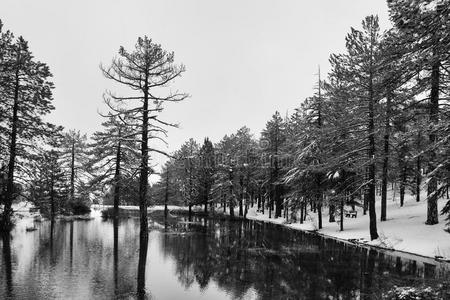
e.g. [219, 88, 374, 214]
[70, 137, 75, 202]
[50, 178, 55, 218]
[261, 196, 265, 215]
[426, 50, 439, 225]
[137, 76, 150, 296]
[275, 185, 282, 218]
[317, 202, 322, 229]
[368, 70, 379, 240]
[416, 155, 421, 202]
[399, 162, 407, 207]
[164, 168, 169, 218]
[340, 197, 344, 231]
[381, 91, 391, 221]
[239, 183, 243, 217]
[3, 53, 21, 231]
[222, 192, 226, 213]
[300, 202, 304, 224]
[329, 204, 335, 222]
[303, 202, 307, 221]
[229, 171, 234, 218]
[114, 141, 121, 218]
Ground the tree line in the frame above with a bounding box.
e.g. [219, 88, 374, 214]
[0, 18, 186, 296]
[152, 2, 450, 240]
[1, 1, 450, 245]
[0, 19, 185, 236]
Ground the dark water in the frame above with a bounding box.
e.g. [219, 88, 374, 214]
[0, 211, 449, 300]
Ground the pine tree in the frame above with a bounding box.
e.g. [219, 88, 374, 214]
[60, 130, 89, 202]
[197, 138, 215, 214]
[0, 29, 55, 231]
[88, 115, 139, 217]
[30, 147, 69, 218]
[388, 0, 450, 224]
[101, 39, 187, 293]
[175, 138, 200, 216]
[329, 15, 384, 240]
[261, 112, 286, 218]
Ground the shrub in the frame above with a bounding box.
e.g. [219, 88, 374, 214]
[68, 199, 91, 215]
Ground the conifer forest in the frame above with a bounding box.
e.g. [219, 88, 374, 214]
[1, 1, 450, 299]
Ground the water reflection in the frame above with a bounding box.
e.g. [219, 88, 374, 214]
[113, 218, 118, 295]
[2, 233, 13, 298]
[0, 215, 448, 299]
[137, 227, 149, 299]
[158, 217, 450, 299]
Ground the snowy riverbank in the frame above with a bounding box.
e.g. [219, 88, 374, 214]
[246, 190, 450, 260]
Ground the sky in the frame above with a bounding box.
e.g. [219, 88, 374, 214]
[1, 0, 391, 172]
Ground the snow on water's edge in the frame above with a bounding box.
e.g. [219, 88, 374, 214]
[246, 190, 450, 263]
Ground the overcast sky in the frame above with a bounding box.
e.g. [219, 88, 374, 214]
[2, 0, 390, 171]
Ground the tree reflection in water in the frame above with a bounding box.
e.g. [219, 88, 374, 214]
[137, 226, 149, 299]
[158, 216, 450, 300]
[2, 233, 13, 298]
[0, 215, 449, 299]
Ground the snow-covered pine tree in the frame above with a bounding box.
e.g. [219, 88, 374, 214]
[388, 0, 450, 225]
[261, 112, 286, 219]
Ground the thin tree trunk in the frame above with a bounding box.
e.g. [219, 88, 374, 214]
[114, 140, 121, 218]
[317, 202, 322, 229]
[300, 202, 304, 224]
[399, 162, 407, 207]
[426, 49, 439, 225]
[70, 137, 75, 202]
[50, 177, 55, 218]
[416, 154, 421, 202]
[3, 51, 21, 231]
[368, 65, 379, 240]
[137, 75, 150, 296]
[204, 193, 208, 215]
[268, 198, 272, 219]
[381, 91, 391, 221]
[239, 180, 243, 217]
[229, 171, 234, 218]
[340, 197, 344, 231]
[164, 168, 169, 218]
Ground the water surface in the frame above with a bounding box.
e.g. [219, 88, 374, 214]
[0, 211, 449, 299]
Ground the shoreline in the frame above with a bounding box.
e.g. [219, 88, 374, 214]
[93, 199, 450, 263]
[247, 214, 445, 265]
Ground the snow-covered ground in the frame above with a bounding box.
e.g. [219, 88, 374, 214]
[246, 189, 450, 259]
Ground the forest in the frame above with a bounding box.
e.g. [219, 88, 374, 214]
[0, 2, 449, 248]
[1, 1, 450, 299]
[151, 2, 450, 243]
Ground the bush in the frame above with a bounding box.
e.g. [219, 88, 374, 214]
[68, 199, 91, 215]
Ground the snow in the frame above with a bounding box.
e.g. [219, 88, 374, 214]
[246, 188, 450, 259]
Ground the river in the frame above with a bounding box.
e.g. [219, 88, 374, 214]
[0, 210, 449, 299]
